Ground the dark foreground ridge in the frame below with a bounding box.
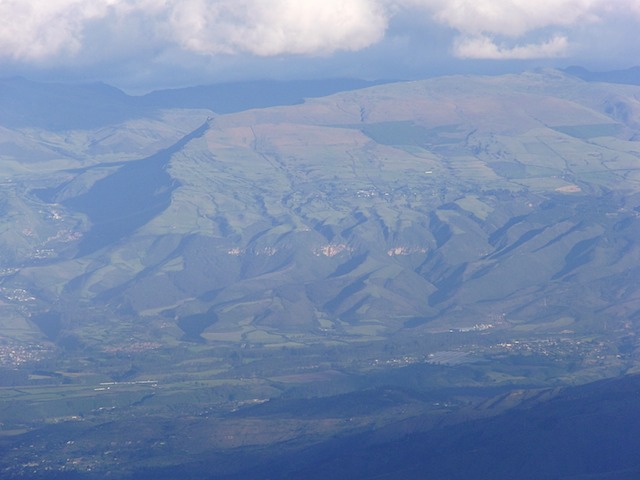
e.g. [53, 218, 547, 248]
[3, 374, 640, 480]
[259, 373, 640, 480]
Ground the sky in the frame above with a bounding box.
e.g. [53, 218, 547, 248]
[0, 0, 638, 92]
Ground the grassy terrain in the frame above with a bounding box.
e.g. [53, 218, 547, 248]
[0, 70, 640, 476]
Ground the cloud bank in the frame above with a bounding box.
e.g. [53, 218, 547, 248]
[0, 0, 390, 62]
[0, 0, 637, 86]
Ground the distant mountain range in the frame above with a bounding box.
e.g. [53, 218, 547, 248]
[564, 65, 640, 85]
[0, 77, 390, 130]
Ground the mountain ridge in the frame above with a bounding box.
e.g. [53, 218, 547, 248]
[1, 69, 639, 345]
[0, 76, 393, 131]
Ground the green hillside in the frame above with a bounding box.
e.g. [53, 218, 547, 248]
[5, 70, 638, 345]
[1, 71, 640, 477]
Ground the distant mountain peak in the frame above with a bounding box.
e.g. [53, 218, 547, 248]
[563, 65, 640, 85]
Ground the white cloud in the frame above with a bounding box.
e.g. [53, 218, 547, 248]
[423, 0, 601, 37]
[395, 0, 639, 60]
[454, 34, 570, 59]
[0, 0, 389, 62]
[0, 0, 637, 72]
[0, 0, 116, 60]
[167, 0, 388, 56]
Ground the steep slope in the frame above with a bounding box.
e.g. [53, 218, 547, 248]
[228, 373, 640, 480]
